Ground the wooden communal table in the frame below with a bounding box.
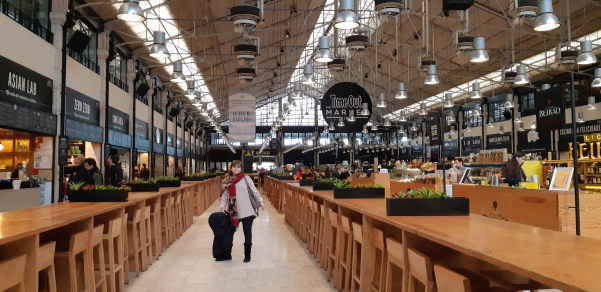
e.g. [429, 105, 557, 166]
[0, 178, 222, 292]
[272, 180, 601, 292]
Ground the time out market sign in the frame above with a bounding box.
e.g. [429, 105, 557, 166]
[321, 82, 372, 133]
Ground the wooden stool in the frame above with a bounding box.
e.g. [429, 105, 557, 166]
[0, 254, 27, 291]
[105, 216, 125, 292]
[121, 213, 130, 285]
[385, 237, 407, 292]
[127, 208, 147, 276]
[368, 227, 387, 292]
[37, 241, 57, 292]
[55, 229, 94, 292]
[350, 222, 363, 292]
[318, 204, 328, 268]
[162, 197, 175, 246]
[326, 208, 340, 288]
[182, 191, 191, 230]
[173, 193, 183, 238]
[480, 270, 551, 292]
[407, 248, 434, 292]
[307, 201, 319, 255]
[435, 265, 511, 292]
[150, 199, 162, 258]
[336, 215, 353, 291]
[91, 225, 108, 292]
[143, 206, 154, 267]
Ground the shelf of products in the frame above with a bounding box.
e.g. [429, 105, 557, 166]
[542, 160, 601, 190]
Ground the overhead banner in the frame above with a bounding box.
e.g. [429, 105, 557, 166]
[108, 107, 129, 134]
[517, 129, 550, 153]
[321, 82, 372, 133]
[0, 55, 53, 113]
[442, 139, 459, 157]
[228, 91, 256, 143]
[535, 86, 564, 143]
[558, 119, 601, 151]
[66, 87, 100, 126]
[461, 136, 482, 156]
[429, 119, 440, 145]
[486, 133, 512, 150]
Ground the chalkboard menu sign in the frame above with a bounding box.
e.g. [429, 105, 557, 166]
[135, 119, 148, 140]
[411, 144, 422, 154]
[108, 107, 129, 134]
[442, 139, 459, 157]
[108, 130, 132, 149]
[58, 136, 69, 165]
[135, 139, 150, 152]
[461, 136, 482, 156]
[486, 133, 512, 150]
[65, 118, 103, 143]
[66, 88, 100, 126]
[0, 98, 57, 135]
[0, 55, 53, 113]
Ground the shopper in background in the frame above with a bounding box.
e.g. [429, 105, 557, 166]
[70, 155, 88, 184]
[83, 158, 103, 185]
[105, 154, 124, 186]
[139, 163, 150, 179]
[220, 160, 265, 262]
[504, 151, 527, 186]
[11, 163, 24, 180]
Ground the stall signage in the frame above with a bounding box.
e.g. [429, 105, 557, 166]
[461, 137, 482, 156]
[486, 133, 512, 150]
[65, 118, 103, 143]
[108, 107, 129, 134]
[0, 55, 53, 112]
[517, 129, 550, 153]
[535, 86, 564, 142]
[58, 136, 69, 165]
[135, 119, 148, 140]
[321, 82, 372, 133]
[66, 88, 100, 126]
[429, 119, 440, 145]
[559, 120, 601, 140]
[269, 138, 280, 149]
[442, 139, 459, 157]
[153, 142, 165, 154]
[567, 141, 601, 159]
[228, 91, 256, 143]
[108, 130, 131, 149]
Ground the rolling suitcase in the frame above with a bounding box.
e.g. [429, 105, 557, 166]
[208, 212, 235, 260]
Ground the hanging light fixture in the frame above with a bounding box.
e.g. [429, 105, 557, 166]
[362, 125, 368, 133]
[395, 82, 407, 99]
[361, 103, 370, 116]
[447, 113, 455, 123]
[424, 65, 439, 85]
[514, 112, 522, 123]
[449, 126, 456, 134]
[443, 92, 454, 108]
[377, 93, 387, 108]
[329, 122, 335, 131]
[487, 117, 495, 128]
[578, 40, 597, 65]
[348, 110, 356, 122]
[334, 0, 359, 29]
[470, 81, 482, 99]
[149, 31, 170, 58]
[323, 126, 330, 134]
[117, 0, 146, 22]
[470, 37, 489, 63]
[192, 98, 201, 106]
[518, 122, 526, 131]
[301, 64, 315, 84]
[315, 36, 334, 63]
[410, 122, 417, 132]
[371, 124, 378, 131]
[170, 61, 186, 82]
[398, 126, 405, 134]
[499, 125, 505, 134]
[504, 94, 514, 108]
[384, 118, 391, 127]
[533, 0, 560, 32]
[531, 121, 537, 129]
[399, 110, 407, 121]
[592, 68, 601, 88]
[514, 64, 529, 85]
[292, 81, 302, 99]
[465, 122, 473, 132]
[184, 80, 196, 99]
[588, 96, 597, 110]
[418, 103, 428, 116]
[577, 111, 586, 123]
[337, 117, 345, 127]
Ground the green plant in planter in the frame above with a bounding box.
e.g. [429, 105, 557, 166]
[354, 183, 384, 188]
[127, 179, 154, 184]
[392, 187, 448, 199]
[333, 181, 352, 189]
[68, 181, 86, 190]
[317, 177, 344, 183]
[153, 176, 180, 181]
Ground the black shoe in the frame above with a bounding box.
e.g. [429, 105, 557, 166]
[215, 256, 232, 262]
[243, 243, 252, 263]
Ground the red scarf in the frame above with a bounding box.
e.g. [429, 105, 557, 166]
[226, 173, 245, 227]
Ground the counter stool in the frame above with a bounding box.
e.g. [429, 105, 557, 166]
[143, 206, 154, 267]
[434, 265, 511, 292]
[307, 201, 319, 255]
[0, 254, 27, 291]
[161, 197, 175, 246]
[317, 204, 328, 268]
[121, 213, 130, 285]
[182, 191, 192, 230]
[326, 208, 340, 288]
[336, 215, 353, 291]
[301, 195, 311, 243]
[150, 199, 162, 258]
[91, 225, 108, 292]
[407, 247, 435, 292]
[37, 241, 57, 292]
[54, 229, 93, 292]
[479, 270, 551, 292]
[127, 208, 147, 276]
[350, 222, 363, 292]
[105, 216, 125, 292]
[173, 193, 183, 238]
[385, 237, 406, 292]
[368, 227, 387, 292]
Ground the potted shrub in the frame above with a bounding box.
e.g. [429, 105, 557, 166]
[181, 174, 205, 181]
[67, 184, 130, 202]
[154, 176, 182, 188]
[299, 178, 315, 186]
[386, 188, 469, 216]
[312, 177, 338, 191]
[125, 179, 160, 192]
[333, 181, 385, 199]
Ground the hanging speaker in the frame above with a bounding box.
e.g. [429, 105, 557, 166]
[169, 107, 180, 117]
[67, 30, 91, 54]
[185, 120, 194, 128]
[136, 82, 150, 96]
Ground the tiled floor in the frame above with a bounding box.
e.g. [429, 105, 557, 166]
[125, 196, 336, 292]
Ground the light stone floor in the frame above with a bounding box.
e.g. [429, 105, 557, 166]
[125, 195, 336, 292]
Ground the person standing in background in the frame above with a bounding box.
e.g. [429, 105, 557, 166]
[70, 155, 88, 184]
[139, 163, 150, 179]
[504, 151, 527, 186]
[106, 154, 124, 186]
[83, 158, 103, 185]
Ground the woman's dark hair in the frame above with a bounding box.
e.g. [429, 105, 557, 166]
[228, 160, 243, 176]
[109, 154, 120, 164]
[505, 151, 525, 177]
[84, 158, 100, 171]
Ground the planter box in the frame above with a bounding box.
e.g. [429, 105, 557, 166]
[157, 180, 182, 188]
[386, 197, 469, 216]
[334, 188, 385, 199]
[208, 174, 216, 178]
[181, 177, 205, 181]
[126, 183, 160, 192]
[67, 190, 129, 202]
[276, 176, 294, 180]
[299, 179, 315, 186]
[312, 182, 334, 191]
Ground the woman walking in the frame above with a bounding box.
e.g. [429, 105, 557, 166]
[220, 160, 265, 262]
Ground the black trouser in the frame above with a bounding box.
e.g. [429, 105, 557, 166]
[238, 216, 255, 244]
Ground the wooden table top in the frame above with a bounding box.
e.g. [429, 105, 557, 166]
[0, 219, 69, 245]
[290, 183, 601, 292]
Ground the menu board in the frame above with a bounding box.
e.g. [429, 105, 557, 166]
[33, 137, 53, 169]
[549, 167, 574, 191]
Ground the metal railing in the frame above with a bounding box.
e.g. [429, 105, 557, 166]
[109, 74, 129, 92]
[136, 94, 148, 105]
[68, 49, 99, 74]
[0, 0, 53, 43]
